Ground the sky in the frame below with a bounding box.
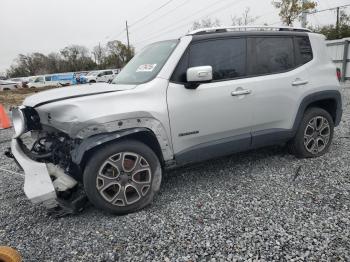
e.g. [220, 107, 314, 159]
[0, 0, 348, 74]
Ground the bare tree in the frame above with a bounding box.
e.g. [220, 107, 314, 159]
[104, 40, 135, 69]
[92, 44, 106, 67]
[231, 7, 258, 26]
[191, 17, 221, 30]
[60, 45, 95, 72]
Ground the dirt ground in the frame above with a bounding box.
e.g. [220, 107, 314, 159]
[0, 86, 58, 107]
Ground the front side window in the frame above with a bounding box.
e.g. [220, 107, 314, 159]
[45, 76, 51, 81]
[171, 38, 246, 83]
[189, 38, 246, 81]
[248, 37, 294, 75]
[105, 71, 113, 75]
[35, 77, 44, 83]
[112, 40, 178, 85]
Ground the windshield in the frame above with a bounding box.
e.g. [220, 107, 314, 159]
[112, 40, 178, 85]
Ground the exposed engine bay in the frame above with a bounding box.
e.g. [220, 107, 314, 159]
[8, 107, 88, 217]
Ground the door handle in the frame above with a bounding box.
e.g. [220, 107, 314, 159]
[231, 89, 251, 96]
[292, 79, 308, 86]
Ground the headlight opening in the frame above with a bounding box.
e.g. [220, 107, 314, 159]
[12, 107, 27, 138]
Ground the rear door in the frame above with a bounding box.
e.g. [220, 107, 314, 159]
[167, 37, 253, 163]
[246, 35, 311, 147]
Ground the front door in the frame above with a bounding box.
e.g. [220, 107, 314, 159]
[167, 37, 253, 164]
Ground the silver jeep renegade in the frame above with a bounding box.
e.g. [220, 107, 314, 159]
[9, 26, 342, 215]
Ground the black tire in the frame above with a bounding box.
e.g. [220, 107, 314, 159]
[89, 80, 96, 83]
[288, 107, 334, 158]
[83, 140, 162, 214]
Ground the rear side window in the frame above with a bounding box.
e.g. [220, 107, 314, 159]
[45, 76, 51, 81]
[295, 36, 313, 66]
[189, 38, 246, 81]
[248, 37, 294, 76]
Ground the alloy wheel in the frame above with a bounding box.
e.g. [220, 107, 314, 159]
[303, 116, 331, 154]
[96, 152, 152, 206]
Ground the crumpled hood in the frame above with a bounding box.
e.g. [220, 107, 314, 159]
[23, 83, 136, 107]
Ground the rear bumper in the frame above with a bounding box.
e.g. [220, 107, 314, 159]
[11, 139, 57, 208]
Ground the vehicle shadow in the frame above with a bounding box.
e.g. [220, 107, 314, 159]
[163, 144, 290, 181]
[81, 144, 293, 217]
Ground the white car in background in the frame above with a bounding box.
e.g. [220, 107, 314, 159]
[84, 70, 116, 83]
[27, 75, 60, 88]
[9, 78, 26, 88]
[0, 80, 18, 90]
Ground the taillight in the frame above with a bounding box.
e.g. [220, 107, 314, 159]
[336, 68, 341, 82]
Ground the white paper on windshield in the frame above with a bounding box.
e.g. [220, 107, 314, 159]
[136, 64, 157, 72]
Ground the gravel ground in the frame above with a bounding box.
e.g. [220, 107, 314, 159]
[0, 87, 350, 261]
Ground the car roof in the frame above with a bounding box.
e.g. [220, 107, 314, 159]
[190, 30, 309, 42]
[186, 25, 311, 42]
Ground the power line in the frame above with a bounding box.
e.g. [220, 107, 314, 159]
[308, 4, 350, 15]
[105, 0, 177, 43]
[129, 0, 176, 28]
[269, 3, 350, 27]
[134, 0, 245, 46]
[131, 0, 191, 32]
[134, 0, 228, 41]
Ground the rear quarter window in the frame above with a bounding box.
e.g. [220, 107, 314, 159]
[295, 36, 313, 66]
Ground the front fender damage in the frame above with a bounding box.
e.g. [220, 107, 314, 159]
[74, 117, 174, 162]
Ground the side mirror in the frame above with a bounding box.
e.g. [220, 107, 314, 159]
[185, 66, 213, 89]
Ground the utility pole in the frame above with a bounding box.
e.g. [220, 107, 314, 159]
[126, 21, 130, 51]
[336, 7, 340, 39]
[301, 0, 307, 28]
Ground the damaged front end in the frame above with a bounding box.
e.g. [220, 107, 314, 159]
[9, 106, 87, 216]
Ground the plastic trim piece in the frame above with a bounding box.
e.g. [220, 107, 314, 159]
[11, 139, 57, 208]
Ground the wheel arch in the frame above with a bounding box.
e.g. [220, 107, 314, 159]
[72, 128, 165, 171]
[293, 90, 342, 132]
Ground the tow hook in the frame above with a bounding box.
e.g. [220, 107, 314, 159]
[4, 147, 14, 159]
[5, 147, 23, 171]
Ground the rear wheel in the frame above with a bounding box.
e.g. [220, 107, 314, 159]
[83, 140, 162, 214]
[288, 107, 334, 158]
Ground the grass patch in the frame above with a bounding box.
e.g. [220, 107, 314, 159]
[0, 86, 59, 107]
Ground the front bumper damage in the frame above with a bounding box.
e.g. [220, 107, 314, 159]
[9, 138, 87, 216]
[11, 139, 57, 208]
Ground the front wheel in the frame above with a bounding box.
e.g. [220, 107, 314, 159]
[288, 107, 334, 158]
[83, 140, 162, 214]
